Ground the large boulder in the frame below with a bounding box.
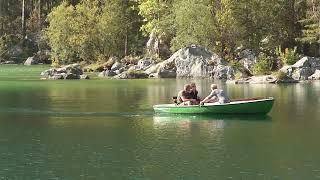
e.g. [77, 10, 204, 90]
[24, 56, 39, 65]
[292, 67, 314, 80]
[173, 46, 215, 78]
[147, 45, 232, 79]
[281, 56, 320, 80]
[40, 64, 84, 80]
[238, 49, 256, 72]
[308, 70, 320, 80]
[111, 62, 124, 71]
[136, 58, 154, 70]
[213, 65, 234, 79]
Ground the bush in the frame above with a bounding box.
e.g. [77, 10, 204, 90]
[276, 46, 298, 65]
[273, 71, 288, 80]
[120, 56, 140, 65]
[252, 54, 272, 75]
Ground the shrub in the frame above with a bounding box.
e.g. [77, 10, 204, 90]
[120, 56, 140, 65]
[273, 71, 288, 80]
[252, 54, 272, 75]
[276, 46, 299, 65]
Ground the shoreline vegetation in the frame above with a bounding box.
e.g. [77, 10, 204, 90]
[0, 0, 320, 83]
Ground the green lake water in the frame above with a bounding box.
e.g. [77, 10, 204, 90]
[0, 65, 320, 179]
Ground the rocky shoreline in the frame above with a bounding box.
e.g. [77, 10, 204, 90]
[37, 45, 320, 83]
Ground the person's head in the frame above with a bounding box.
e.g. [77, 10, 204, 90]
[184, 84, 192, 92]
[210, 84, 217, 90]
[190, 82, 196, 91]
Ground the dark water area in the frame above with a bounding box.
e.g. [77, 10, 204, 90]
[0, 66, 320, 179]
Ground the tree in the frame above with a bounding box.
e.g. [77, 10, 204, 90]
[138, 0, 174, 57]
[298, 0, 320, 56]
[171, 0, 214, 51]
[211, 0, 240, 59]
[46, 0, 145, 65]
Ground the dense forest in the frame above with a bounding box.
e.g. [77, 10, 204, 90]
[0, 0, 319, 67]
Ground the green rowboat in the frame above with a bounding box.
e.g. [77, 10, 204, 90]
[153, 97, 274, 114]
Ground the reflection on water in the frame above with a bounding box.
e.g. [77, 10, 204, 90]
[0, 79, 319, 179]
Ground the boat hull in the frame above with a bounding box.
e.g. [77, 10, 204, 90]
[153, 98, 274, 114]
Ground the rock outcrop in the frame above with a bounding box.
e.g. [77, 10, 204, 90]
[96, 46, 234, 79]
[145, 45, 233, 79]
[24, 56, 39, 65]
[40, 64, 86, 80]
[281, 57, 320, 80]
[308, 70, 320, 80]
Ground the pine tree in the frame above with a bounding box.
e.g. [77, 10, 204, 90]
[298, 0, 320, 55]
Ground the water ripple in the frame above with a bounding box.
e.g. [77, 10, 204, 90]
[0, 107, 154, 117]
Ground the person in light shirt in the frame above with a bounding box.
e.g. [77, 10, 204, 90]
[200, 84, 230, 105]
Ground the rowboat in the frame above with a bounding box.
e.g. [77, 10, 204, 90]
[153, 97, 274, 114]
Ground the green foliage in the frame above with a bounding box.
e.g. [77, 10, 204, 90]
[252, 54, 272, 75]
[46, 0, 144, 65]
[170, 0, 214, 51]
[297, 0, 320, 56]
[273, 71, 288, 80]
[120, 56, 141, 65]
[276, 46, 299, 65]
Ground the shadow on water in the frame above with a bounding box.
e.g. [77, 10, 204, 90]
[153, 113, 272, 123]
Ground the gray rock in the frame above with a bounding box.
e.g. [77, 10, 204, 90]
[158, 68, 177, 78]
[145, 64, 161, 75]
[80, 74, 90, 79]
[40, 68, 56, 77]
[2, 60, 16, 64]
[48, 74, 64, 80]
[280, 57, 320, 81]
[24, 56, 38, 65]
[64, 73, 80, 79]
[98, 70, 116, 77]
[227, 75, 298, 84]
[137, 58, 154, 70]
[308, 70, 320, 80]
[292, 57, 310, 68]
[111, 62, 124, 71]
[213, 65, 234, 80]
[238, 49, 256, 72]
[292, 67, 314, 80]
[173, 46, 215, 78]
[113, 70, 148, 79]
[40, 64, 83, 80]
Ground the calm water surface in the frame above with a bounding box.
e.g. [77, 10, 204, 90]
[0, 66, 320, 179]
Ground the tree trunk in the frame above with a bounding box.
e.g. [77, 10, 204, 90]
[124, 31, 128, 56]
[38, 0, 41, 28]
[22, 0, 26, 37]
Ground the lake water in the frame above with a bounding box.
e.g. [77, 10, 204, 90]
[0, 65, 320, 179]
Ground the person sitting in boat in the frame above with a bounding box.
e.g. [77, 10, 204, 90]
[177, 84, 198, 106]
[200, 84, 230, 105]
[190, 82, 201, 104]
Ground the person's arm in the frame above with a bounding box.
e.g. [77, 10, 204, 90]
[201, 91, 216, 103]
[181, 96, 197, 103]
